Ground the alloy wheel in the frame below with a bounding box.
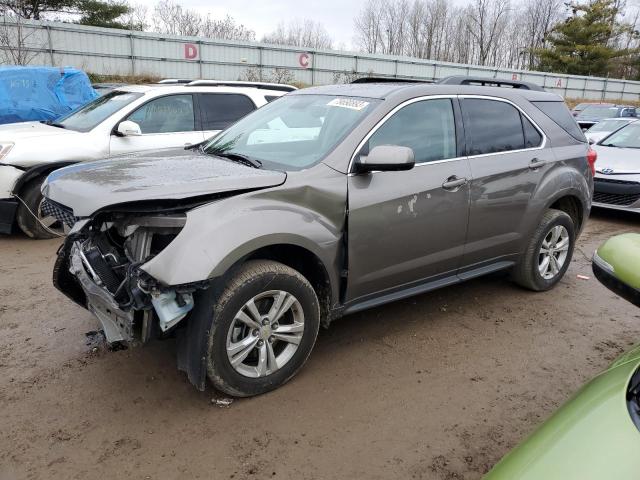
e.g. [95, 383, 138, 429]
[538, 225, 570, 280]
[226, 290, 305, 378]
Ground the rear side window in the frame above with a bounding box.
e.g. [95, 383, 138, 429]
[462, 99, 525, 155]
[522, 116, 543, 148]
[199, 94, 256, 130]
[365, 98, 457, 163]
[532, 101, 585, 142]
[265, 95, 281, 102]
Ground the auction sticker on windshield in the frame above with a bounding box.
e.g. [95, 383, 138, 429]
[327, 98, 370, 111]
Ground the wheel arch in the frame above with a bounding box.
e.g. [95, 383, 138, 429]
[12, 161, 77, 195]
[239, 243, 334, 326]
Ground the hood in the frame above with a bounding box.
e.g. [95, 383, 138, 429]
[593, 145, 640, 175]
[0, 121, 79, 141]
[42, 148, 287, 217]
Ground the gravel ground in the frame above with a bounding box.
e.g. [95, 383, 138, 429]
[1, 208, 639, 480]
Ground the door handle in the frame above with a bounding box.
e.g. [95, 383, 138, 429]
[442, 176, 468, 191]
[528, 158, 546, 170]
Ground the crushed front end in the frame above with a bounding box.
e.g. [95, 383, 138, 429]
[53, 204, 201, 345]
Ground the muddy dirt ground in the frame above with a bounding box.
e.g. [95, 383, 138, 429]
[1, 209, 640, 480]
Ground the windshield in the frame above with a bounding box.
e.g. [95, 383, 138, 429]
[56, 90, 143, 132]
[588, 119, 629, 133]
[203, 94, 380, 171]
[579, 106, 619, 118]
[601, 122, 640, 148]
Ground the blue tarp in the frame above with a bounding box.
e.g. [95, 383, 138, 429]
[0, 66, 98, 125]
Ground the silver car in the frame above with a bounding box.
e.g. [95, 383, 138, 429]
[593, 122, 640, 212]
[43, 79, 593, 396]
[586, 118, 637, 144]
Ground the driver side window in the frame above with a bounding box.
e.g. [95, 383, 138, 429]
[126, 94, 195, 134]
[365, 99, 457, 163]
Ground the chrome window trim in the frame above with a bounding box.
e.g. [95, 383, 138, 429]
[348, 94, 547, 173]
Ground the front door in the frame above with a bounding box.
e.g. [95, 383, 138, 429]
[346, 98, 471, 303]
[110, 94, 204, 155]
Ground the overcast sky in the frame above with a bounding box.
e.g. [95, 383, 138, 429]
[162, 0, 375, 48]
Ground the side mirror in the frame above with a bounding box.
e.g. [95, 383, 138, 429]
[116, 120, 142, 136]
[355, 145, 415, 173]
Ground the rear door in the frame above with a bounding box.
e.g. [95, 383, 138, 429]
[346, 97, 472, 303]
[197, 93, 257, 142]
[459, 97, 552, 271]
[110, 94, 202, 154]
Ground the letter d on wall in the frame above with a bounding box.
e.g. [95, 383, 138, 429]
[185, 43, 198, 60]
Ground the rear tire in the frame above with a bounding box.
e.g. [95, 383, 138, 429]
[512, 209, 575, 291]
[205, 260, 320, 397]
[15, 177, 63, 239]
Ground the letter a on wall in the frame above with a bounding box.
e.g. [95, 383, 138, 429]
[185, 43, 198, 60]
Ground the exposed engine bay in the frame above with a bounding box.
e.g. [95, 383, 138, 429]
[54, 210, 203, 344]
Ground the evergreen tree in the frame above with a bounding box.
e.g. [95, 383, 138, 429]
[535, 0, 634, 76]
[76, 0, 130, 29]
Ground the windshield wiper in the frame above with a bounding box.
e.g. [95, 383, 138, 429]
[42, 120, 66, 129]
[209, 151, 262, 169]
[600, 143, 618, 147]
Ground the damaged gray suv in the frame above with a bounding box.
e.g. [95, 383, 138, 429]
[44, 78, 594, 396]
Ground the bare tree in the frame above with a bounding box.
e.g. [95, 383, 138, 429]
[354, 0, 385, 53]
[0, 13, 41, 65]
[262, 19, 332, 49]
[464, 0, 510, 66]
[202, 14, 254, 41]
[151, 0, 254, 40]
[120, 2, 148, 30]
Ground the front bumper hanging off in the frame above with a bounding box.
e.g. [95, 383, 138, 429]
[69, 242, 136, 343]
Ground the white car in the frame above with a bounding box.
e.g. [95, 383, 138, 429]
[585, 117, 637, 144]
[0, 80, 293, 238]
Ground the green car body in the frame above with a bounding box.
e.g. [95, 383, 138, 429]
[485, 234, 640, 479]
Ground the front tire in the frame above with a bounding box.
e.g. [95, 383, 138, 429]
[512, 209, 575, 291]
[15, 176, 64, 239]
[206, 260, 320, 397]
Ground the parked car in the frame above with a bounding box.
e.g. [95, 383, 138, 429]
[571, 102, 598, 117]
[575, 104, 637, 130]
[0, 80, 294, 238]
[484, 233, 640, 479]
[44, 78, 594, 396]
[591, 121, 640, 212]
[585, 117, 637, 144]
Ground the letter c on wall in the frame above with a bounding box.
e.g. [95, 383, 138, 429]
[299, 53, 310, 69]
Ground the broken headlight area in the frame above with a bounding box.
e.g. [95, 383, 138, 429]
[61, 213, 203, 344]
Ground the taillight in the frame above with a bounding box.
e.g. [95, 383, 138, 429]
[587, 147, 597, 176]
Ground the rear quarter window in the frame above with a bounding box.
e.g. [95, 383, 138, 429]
[199, 94, 256, 130]
[532, 101, 586, 142]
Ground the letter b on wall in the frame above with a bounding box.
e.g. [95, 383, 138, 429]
[184, 43, 198, 60]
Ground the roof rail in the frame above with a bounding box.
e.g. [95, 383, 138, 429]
[157, 79, 194, 84]
[437, 75, 544, 91]
[185, 80, 297, 92]
[351, 77, 433, 84]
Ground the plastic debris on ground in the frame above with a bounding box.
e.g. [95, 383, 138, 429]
[211, 397, 234, 408]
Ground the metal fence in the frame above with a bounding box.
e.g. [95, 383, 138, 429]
[2, 18, 640, 100]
